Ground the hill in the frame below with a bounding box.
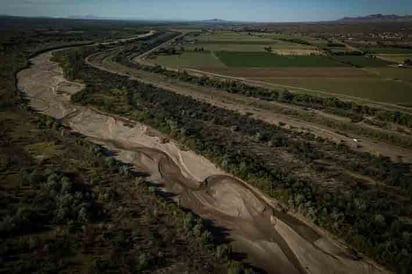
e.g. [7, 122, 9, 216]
[339, 14, 412, 22]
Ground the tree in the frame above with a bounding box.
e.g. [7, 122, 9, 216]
[374, 214, 386, 227]
[136, 253, 148, 271]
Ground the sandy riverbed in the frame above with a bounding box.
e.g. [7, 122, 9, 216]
[17, 50, 390, 274]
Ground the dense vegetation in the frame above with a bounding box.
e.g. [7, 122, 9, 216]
[56, 43, 412, 273]
[0, 19, 253, 274]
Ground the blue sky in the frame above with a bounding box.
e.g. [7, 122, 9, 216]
[1, 0, 412, 22]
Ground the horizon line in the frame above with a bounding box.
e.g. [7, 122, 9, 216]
[1, 13, 411, 24]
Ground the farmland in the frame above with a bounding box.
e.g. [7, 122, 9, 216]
[188, 31, 275, 42]
[367, 67, 412, 83]
[148, 29, 412, 105]
[331, 56, 394, 67]
[376, 54, 412, 63]
[359, 47, 412, 54]
[260, 77, 412, 104]
[215, 52, 344, 67]
[183, 32, 320, 54]
[153, 51, 225, 68]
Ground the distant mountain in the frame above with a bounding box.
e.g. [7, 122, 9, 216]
[338, 14, 412, 22]
[68, 14, 109, 20]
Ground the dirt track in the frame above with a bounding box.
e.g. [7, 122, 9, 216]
[17, 49, 391, 274]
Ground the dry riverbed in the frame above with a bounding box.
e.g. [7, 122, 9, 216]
[17, 50, 390, 274]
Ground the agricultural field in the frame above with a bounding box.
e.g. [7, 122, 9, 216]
[187, 31, 275, 42]
[149, 30, 411, 105]
[200, 67, 371, 78]
[359, 47, 412, 54]
[367, 67, 412, 83]
[259, 77, 412, 104]
[331, 55, 394, 67]
[184, 42, 320, 54]
[153, 51, 225, 68]
[376, 54, 412, 63]
[183, 31, 321, 55]
[183, 42, 275, 52]
[215, 52, 346, 67]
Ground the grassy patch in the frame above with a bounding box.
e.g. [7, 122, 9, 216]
[25, 141, 61, 159]
[332, 56, 393, 67]
[216, 52, 345, 67]
[367, 67, 412, 83]
[186, 43, 274, 52]
[259, 77, 412, 104]
[154, 52, 225, 68]
[184, 40, 318, 54]
[376, 54, 412, 63]
[360, 47, 412, 54]
[192, 31, 273, 43]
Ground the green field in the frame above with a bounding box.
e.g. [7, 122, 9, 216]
[250, 32, 325, 44]
[154, 52, 225, 68]
[191, 31, 274, 43]
[185, 43, 275, 52]
[259, 77, 412, 104]
[376, 54, 412, 63]
[152, 32, 411, 105]
[332, 56, 393, 67]
[196, 40, 276, 45]
[367, 67, 412, 83]
[359, 47, 412, 54]
[190, 40, 317, 47]
[183, 31, 322, 57]
[184, 41, 318, 54]
[216, 52, 346, 67]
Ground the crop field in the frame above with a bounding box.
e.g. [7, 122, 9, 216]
[200, 67, 371, 78]
[250, 32, 326, 44]
[258, 77, 412, 104]
[184, 43, 276, 52]
[184, 45, 321, 56]
[185, 31, 321, 55]
[359, 47, 412, 54]
[190, 31, 274, 42]
[331, 55, 393, 67]
[367, 67, 412, 83]
[150, 30, 410, 105]
[376, 54, 412, 63]
[154, 52, 225, 68]
[215, 52, 346, 67]
[271, 48, 322, 55]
